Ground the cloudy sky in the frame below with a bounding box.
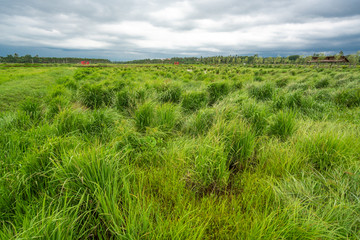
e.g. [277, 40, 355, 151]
[0, 0, 359, 60]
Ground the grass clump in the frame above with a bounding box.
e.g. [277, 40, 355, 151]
[248, 83, 275, 101]
[241, 101, 269, 134]
[298, 131, 354, 171]
[20, 98, 42, 120]
[315, 77, 330, 89]
[84, 109, 117, 137]
[155, 103, 179, 131]
[78, 83, 113, 109]
[54, 108, 86, 135]
[207, 82, 230, 105]
[189, 136, 229, 193]
[115, 90, 134, 111]
[276, 78, 289, 88]
[46, 95, 69, 118]
[157, 83, 182, 103]
[333, 88, 360, 107]
[268, 110, 297, 140]
[135, 102, 155, 131]
[213, 120, 256, 170]
[182, 91, 208, 112]
[184, 108, 216, 135]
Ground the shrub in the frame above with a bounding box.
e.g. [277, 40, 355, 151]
[182, 91, 208, 112]
[207, 82, 230, 105]
[248, 83, 275, 101]
[333, 89, 360, 107]
[268, 110, 297, 140]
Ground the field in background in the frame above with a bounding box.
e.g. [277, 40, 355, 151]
[0, 64, 360, 239]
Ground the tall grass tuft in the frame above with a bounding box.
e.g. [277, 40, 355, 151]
[189, 136, 229, 193]
[207, 82, 230, 105]
[297, 131, 354, 171]
[155, 103, 179, 131]
[315, 77, 330, 89]
[241, 101, 269, 134]
[20, 98, 42, 120]
[268, 110, 297, 140]
[333, 88, 360, 107]
[135, 102, 155, 131]
[54, 108, 87, 135]
[84, 109, 117, 137]
[78, 83, 113, 109]
[276, 78, 289, 88]
[212, 120, 256, 170]
[46, 95, 69, 118]
[183, 108, 216, 135]
[248, 83, 275, 101]
[181, 91, 208, 112]
[158, 84, 182, 103]
[115, 89, 136, 112]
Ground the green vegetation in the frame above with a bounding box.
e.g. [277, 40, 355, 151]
[0, 64, 360, 239]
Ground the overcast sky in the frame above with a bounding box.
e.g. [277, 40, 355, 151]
[0, 0, 359, 60]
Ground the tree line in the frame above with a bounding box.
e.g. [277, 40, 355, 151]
[1, 52, 359, 66]
[0, 54, 111, 64]
[120, 52, 360, 66]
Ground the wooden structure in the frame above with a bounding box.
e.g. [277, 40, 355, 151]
[308, 56, 349, 63]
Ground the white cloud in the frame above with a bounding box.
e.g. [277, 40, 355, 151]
[0, 0, 359, 59]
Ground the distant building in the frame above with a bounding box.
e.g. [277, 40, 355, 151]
[308, 56, 349, 63]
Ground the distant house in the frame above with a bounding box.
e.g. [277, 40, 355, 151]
[308, 56, 349, 63]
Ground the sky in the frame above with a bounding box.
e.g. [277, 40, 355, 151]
[0, 0, 360, 61]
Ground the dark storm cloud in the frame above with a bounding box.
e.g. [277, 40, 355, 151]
[0, 0, 359, 60]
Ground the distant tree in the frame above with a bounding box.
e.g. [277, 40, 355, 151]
[24, 54, 32, 63]
[244, 57, 249, 64]
[267, 57, 274, 64]
[275, 56, 282, 64]
[348, 52, 359, 67]
[288, 55, 300, 61]
[304, 56, 312, 64]
[316, 53, 326, 65]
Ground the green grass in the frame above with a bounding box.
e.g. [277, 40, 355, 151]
[0, 64, 360, 239]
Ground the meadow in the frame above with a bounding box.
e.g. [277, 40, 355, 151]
[0, 63, 360, 239]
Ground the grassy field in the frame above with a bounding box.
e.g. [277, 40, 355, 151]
[0, 64, 360, 239]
